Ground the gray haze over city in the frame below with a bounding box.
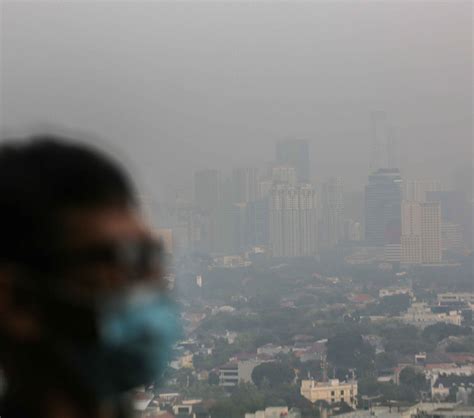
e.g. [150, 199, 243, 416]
[1, 3, 474, 418]
[1, 1, 471, 203]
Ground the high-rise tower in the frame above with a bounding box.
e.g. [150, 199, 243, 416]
[365, 168, 402, 248]
[269, 183, 318, 257]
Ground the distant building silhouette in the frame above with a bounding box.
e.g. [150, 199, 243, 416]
[320, 177, 344, 249]
[270, 183, 318, 257]
[365, 168, 402, 250]
[401, 200, 442, 264]
[231, 167, 259, 203]
[403, 179, 441, 202]
[194, 169, 222, 253]
[276, 139, 310, 182]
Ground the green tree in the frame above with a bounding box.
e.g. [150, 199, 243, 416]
[208, 371, 220, 385]
[326, 333, 375, 373]
[367, 294, 411, 316]
[399, 367, 428, 398]
[299, 360, 323, 380]
[422, 323, 472, 344]
[447, 336, 474, 353]
[251, 362, 295, 388]
[375, 352, 397, 371]
[209, 383, 265, 418]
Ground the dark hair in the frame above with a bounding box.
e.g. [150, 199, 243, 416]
[0, 135, 136, 267]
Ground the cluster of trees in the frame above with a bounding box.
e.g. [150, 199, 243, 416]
[326, 333, 375, 376]
[446, 336, 474, 353]
[358, 367, 428, 403]
[208, 382, 318, 418]
[422, 323, 472, 344]
[360, 294, 411, 317]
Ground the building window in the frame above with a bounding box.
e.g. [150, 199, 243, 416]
[340, 390, 344, 395]
[331, 391, 335, 396]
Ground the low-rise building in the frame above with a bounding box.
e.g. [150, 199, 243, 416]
[218, 359, 265, 387]
[399, 302, 462, 328]
[379, 287, 413, 299]
[300, 379, 358, 408]
[438, 293, 474, 306]
[257, 343, 290, 357]
[337, 402, 474, 418]
[245, 406, 301, 418]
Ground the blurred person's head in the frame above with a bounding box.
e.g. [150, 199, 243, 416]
[0, 136, 179, 416]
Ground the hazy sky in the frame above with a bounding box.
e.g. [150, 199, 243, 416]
[1, 1, 472, 200]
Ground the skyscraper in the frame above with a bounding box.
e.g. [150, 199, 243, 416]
[272, 165, 298, 186]
[231, 167, 259, 203]
[320, 177, 344, 249]
[276, 139, 310, 182]
[401, 201, 423, 264]
[401, 200, 442, 264]
[365, 169, 402, 248]
[246, 198, 269, 248]
[403, 180, 441, 202]
[420, 202, 442, 264]
[269, 183, 318, 257]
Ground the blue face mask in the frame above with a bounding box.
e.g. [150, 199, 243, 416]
[52, 285, 182, 399]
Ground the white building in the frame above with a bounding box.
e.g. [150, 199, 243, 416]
[401, 201, 441, 264]
[218, 359, 265, 387]
[300, 379, 358, 408]
[270, 183, 318, 257]
[441, 222, 464, 254]
[337, 403, 474, 418]
[245, 407, 301, 418]
[400, 302, 462, 328]
[438, 293, 474, 305]
[403, 180, 441, 203]
[379, 287, 413, 298]
[421, 202, 442, 264]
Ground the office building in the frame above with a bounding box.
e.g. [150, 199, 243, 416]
[427, 190, 470, 251]
[401, 201, 423, 264]
[232, 167, 259, 203]
[246, 199, 269, 248]
[269, 183, 318, 257]
[365, 169, 402, 248]
[272, 165, 297, 186]
[401, 201, 442, 264]
[421, 201, 442, 263]
[441, 222, 464, 254]
[403, 180, 441, 202]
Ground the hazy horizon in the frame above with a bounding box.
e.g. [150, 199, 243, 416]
[1, 1, 472, 201]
